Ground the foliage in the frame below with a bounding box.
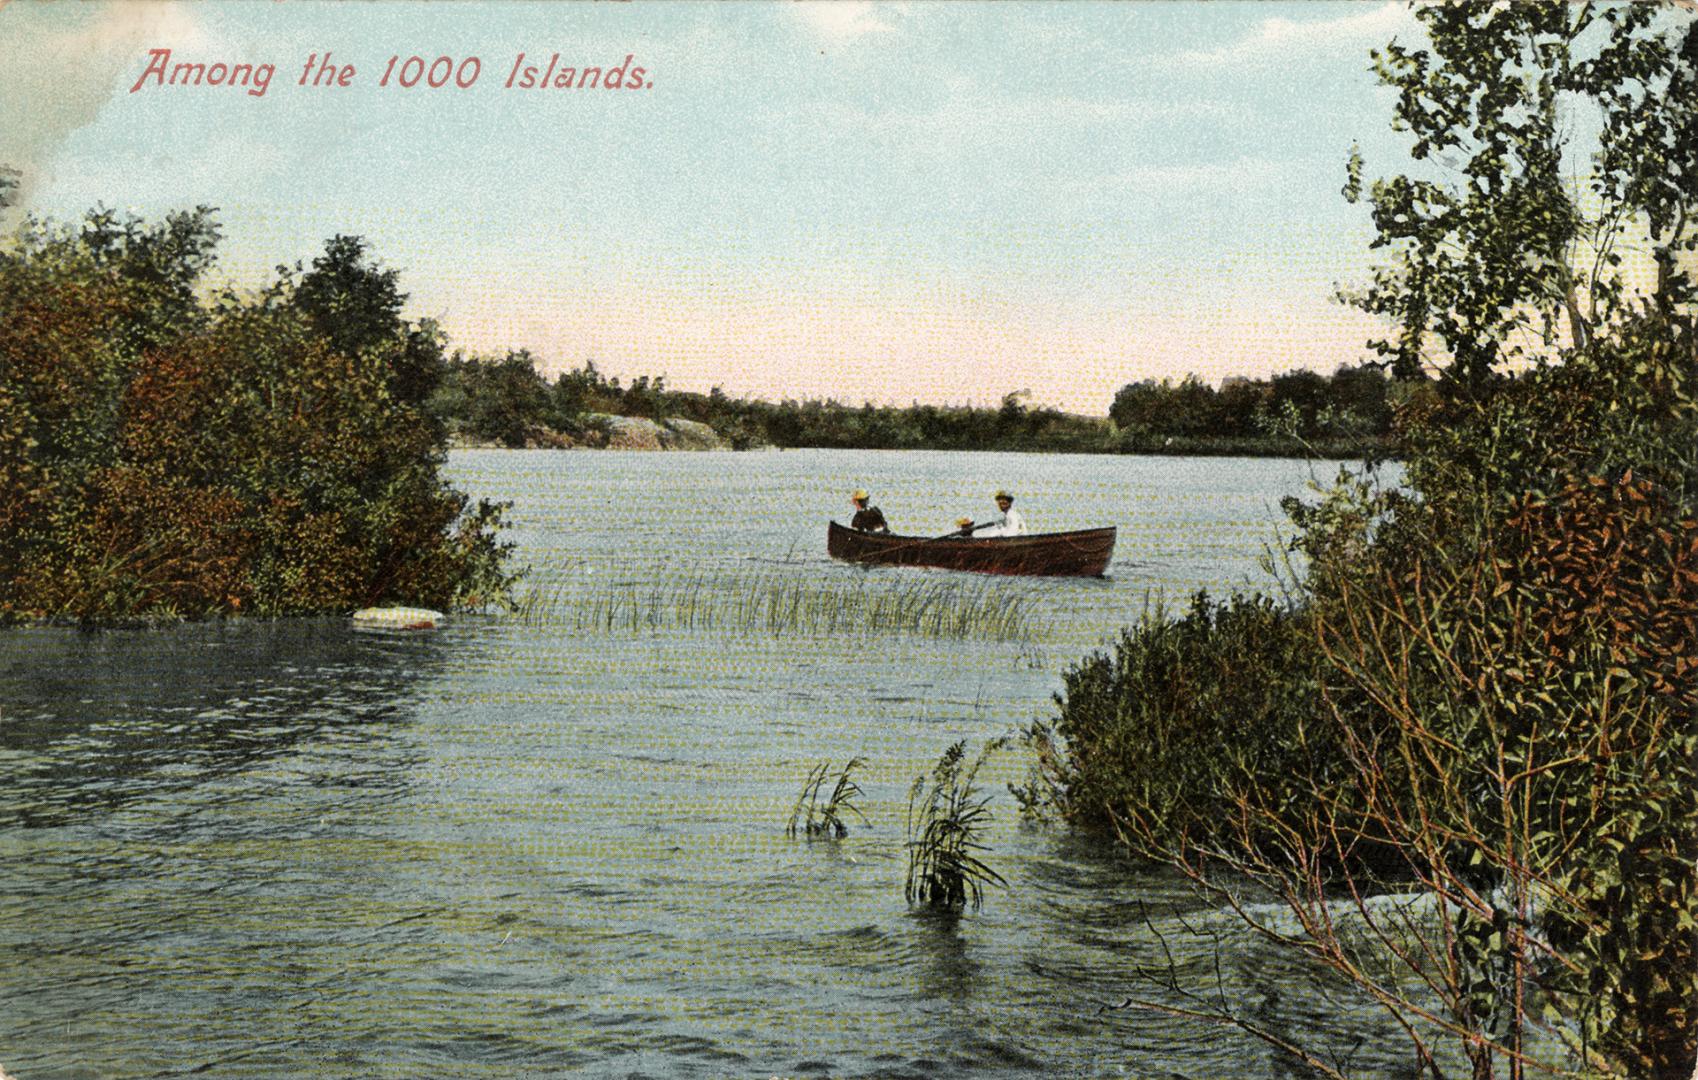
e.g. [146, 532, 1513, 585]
[432, 350, 1120, 452]
[1513, 475, 1696, 1077]
[787, 757, 869, 840]
[1036, 592, 1337, 858]
[1341, 4, 1698, 388]
[1041, 3, 1698, 1075]
[1109, 364, 1399, 455]
[292, 234, 445, 413]
[433, 348, 1394, 458]
[905, 739, 1008, 913]
[1048, 308, 1696, 1080]
[1260, 437, 1693, 1079]
[0, 206, 515, 623]
[448, 349, 555, 448]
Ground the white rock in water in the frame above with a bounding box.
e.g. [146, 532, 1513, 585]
[351, 606, 444, 630]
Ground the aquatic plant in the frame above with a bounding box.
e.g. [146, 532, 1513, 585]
[905, 739, 1008, 913]
[508, 568, 1045, 646]
[506, 571, 563, 623]
[786, 757, 868, 840]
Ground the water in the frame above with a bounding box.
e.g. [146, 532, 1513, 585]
[0, 449, 1414, 1078]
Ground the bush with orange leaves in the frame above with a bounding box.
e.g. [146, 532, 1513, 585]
[1043, 316, 1696, 1079]
[0, 207, 512, 623]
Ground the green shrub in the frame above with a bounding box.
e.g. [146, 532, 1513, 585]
[0, 208, 514, 623]
[1042, 323, 1697, 1076]
[1038, 591, 1365, 863]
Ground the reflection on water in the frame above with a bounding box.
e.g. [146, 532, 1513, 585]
[0, 449, 1418, 1078]
[1, 619, 445, 828]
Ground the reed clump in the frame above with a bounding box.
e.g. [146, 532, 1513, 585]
[905, 739, 1008, 913]
[510, 569, 1045, 645]
[786, 757, 869, 840]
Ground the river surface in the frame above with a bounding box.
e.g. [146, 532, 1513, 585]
[1, 449, 1413, 1079]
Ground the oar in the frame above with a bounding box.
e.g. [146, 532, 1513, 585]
[932, 521, 995, 540]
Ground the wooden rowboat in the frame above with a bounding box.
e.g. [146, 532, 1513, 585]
[827, 521, 1116, 578]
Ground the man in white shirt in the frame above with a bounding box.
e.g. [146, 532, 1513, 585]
[976, 490, 1027, 537]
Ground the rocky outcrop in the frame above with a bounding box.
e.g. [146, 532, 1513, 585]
[585, 414, 730, 450]
[525, 427, 575, 449]
[662, 418, 729, 450]
[352, 606, 443, 631]
[593, 414, 667, 449]
[447, 428, 575, 449]
[451, 416, 733, 451]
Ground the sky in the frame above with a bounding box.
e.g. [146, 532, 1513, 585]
[0, 0, 1433, 414]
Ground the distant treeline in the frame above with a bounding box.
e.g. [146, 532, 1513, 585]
[1109, 366, 1403, 452]
[432, 352, 1411, 457]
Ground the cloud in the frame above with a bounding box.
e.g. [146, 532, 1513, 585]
[1175, 3, 1411, 68]
[792, 1, 905, 44]
[0, 1, 215, 215]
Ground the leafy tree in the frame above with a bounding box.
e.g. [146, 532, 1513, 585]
[1583, 16, 1698, 316]
[0, 209, 512, 622]
[1109, 378, 1158, 433]
[1342, 3, 1697, 388]
[465, 349, 550, 448]
[293, 234, 442, 409]
[1215, 377, 1266, 434]
[624, 373, 667, 423]
[294, 234, 404, 359]
[391, 317, 448, 412]
[1327, 363, 1393, 435]
[1269, 368, 1329, 432]
[1047, 4, 1698, 1076]
[997, 388, 1029, 431]
[1111, 376, 1219, 435]
[1108, 368, 1395, 449]
[549, 359, 617, 429]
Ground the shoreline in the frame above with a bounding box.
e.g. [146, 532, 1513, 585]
[448, 430, 1395, 462]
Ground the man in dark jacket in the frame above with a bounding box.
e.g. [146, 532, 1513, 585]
[849, 489, 889, 533]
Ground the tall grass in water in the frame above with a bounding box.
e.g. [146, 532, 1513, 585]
[905, 739, 1008, 913]
[786, 758, 868, 840]
[510, 569, 1045, 645]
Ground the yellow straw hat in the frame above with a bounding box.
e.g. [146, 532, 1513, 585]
[956, 516, 974, 528]
[852, 489, 869, 502]
[994, 489, 1012, 500]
